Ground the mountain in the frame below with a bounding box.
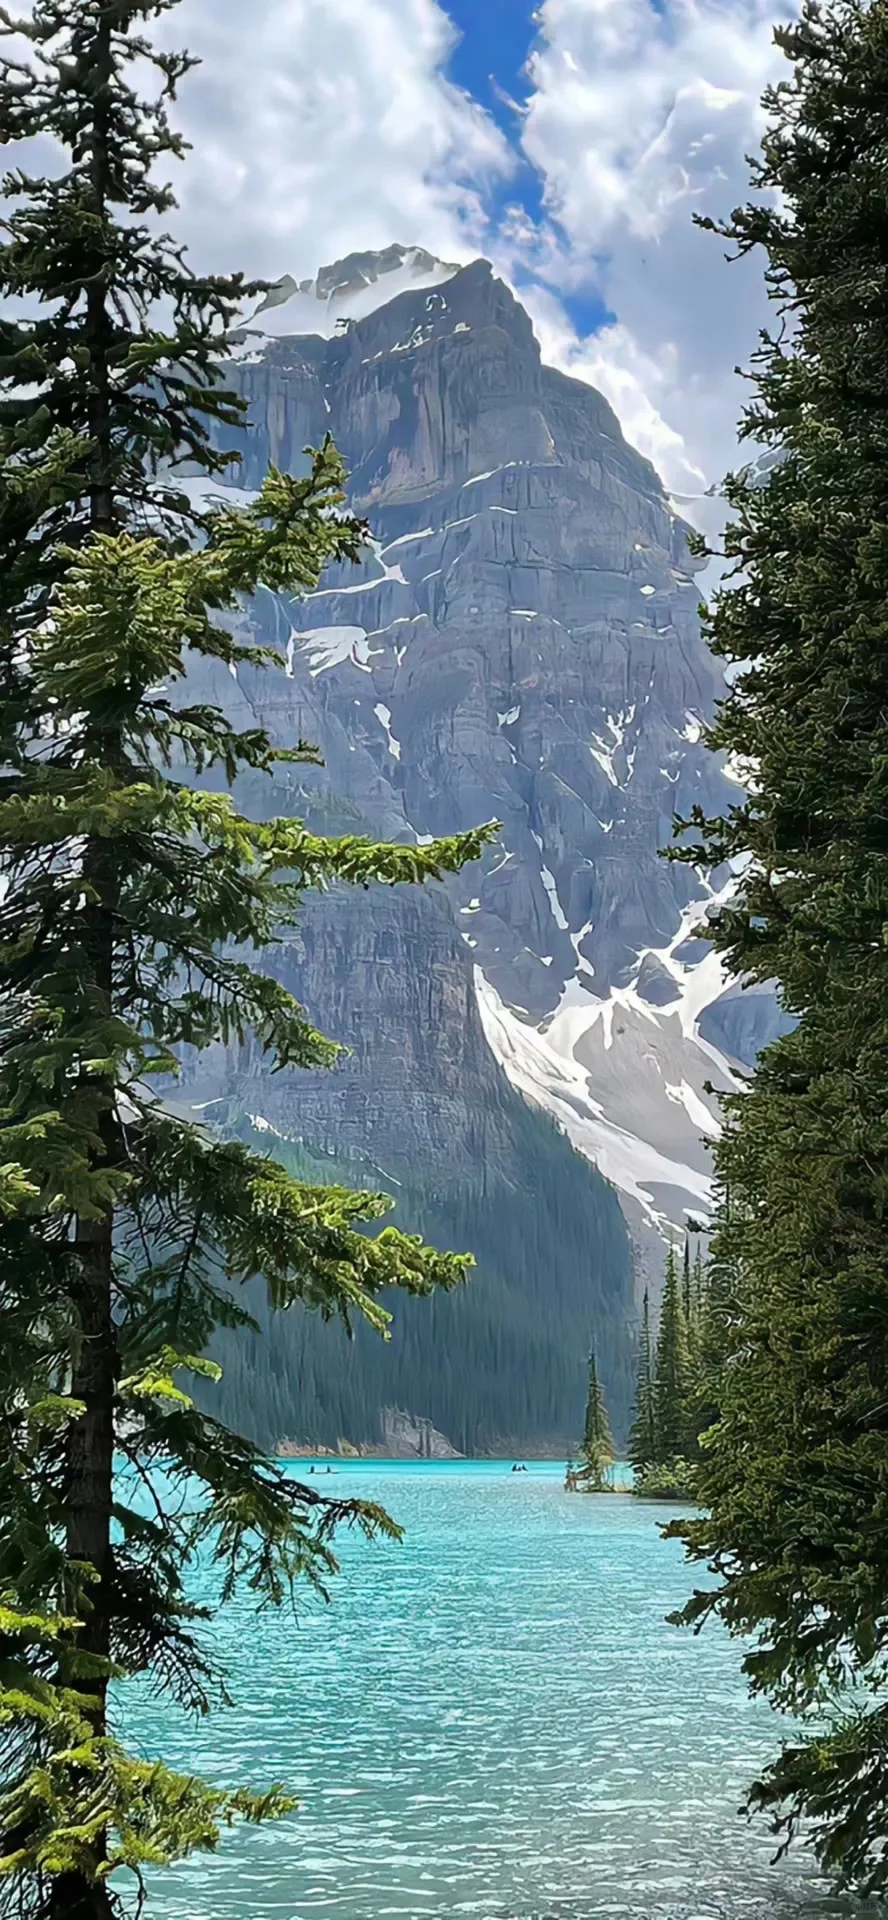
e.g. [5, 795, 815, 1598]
[179, 247, 784, 1453]
[243, 242, 462, 339]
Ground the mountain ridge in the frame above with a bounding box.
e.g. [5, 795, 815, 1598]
[207, 255, 763, 1228]
[179, 247, 782, 1448]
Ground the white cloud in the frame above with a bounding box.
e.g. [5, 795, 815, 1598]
[160, 0, 797, 497]
[514, 0, 797, 490]
[6, 0, 800, 501]
[159, 0, 511, 280]
[502, 277, 698, 487]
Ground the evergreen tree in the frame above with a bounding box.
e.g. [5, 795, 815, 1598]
[574, 1348, 615, 1491]
[0, 5, 492, 1916]
[665, 0, 888, 1890]
[682, 1240, 702, 1418]
[680, 1245, 712, 1472]
[627, 1288, 657, 1475]
[688, 1240, 724, 1456]
[692, 1245, 705, 1318]
[652, 1245, 690, 1464]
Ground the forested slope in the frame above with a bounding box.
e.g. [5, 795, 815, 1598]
[199, 1103, 634, 1454]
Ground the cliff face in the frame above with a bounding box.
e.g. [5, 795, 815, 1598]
[181, 248, 778, 1450]
[380, 1409, 463, 1460]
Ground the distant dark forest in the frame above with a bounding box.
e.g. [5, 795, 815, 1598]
[201, 1098, 635, 1455]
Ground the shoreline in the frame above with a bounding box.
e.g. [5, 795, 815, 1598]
[275, 1443, 587, 1462]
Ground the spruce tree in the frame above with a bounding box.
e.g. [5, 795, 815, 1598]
[688, 1243, 722, 1455]
[652, 1245, 689, 1465]
[627, 1288, 657, 1475]
[574, 1348, 615, 1492]
[0, 5, 493, 1915]
[683, 1241, 702, 1421]
[692, 1245, 705, 1318]
[665, 0, 888, 1890]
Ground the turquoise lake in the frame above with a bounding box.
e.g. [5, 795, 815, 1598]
[126, 1460, 874, 1920]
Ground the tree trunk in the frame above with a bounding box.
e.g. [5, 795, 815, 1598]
[53, 16, 124, 1912]
[54, 320, 118, 1920]
[55, 845, 118, 1920]
[53, 1204, 116, 1920]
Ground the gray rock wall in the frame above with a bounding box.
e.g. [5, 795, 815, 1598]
[182, 251, 782, 1449]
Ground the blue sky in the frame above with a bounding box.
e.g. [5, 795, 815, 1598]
[168, 0, 793, 494]
[444, 0, 615, 337]
[444, 0, 544, 224]
[445, 0, 537, 124]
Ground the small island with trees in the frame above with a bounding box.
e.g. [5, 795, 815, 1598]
[565, 1348, 616, 1492]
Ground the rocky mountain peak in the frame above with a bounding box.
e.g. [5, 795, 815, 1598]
[194, 250, 788, 1307]
[245, 242, 462, 340]
[179, 245, 795, 1449]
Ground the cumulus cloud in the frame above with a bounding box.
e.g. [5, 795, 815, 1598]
[514, 0, 797, 490]
[157, 0, 796, 493]
[159, 0, 511, 281]
[516, 283, 697, 486]
[6, 0, 802, 496]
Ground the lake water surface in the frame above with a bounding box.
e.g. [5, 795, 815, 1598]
[128, 1459, 874, 1920]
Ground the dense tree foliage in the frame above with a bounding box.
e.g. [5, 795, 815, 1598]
[665, 0, 888, 1890]
[652, 1247, 691, 1465]
[628, 1242, 708, 1500]
[0, 4, 492, 1915]
[198, 1109, 635, 1456]
[627, 1289, 656, 1477]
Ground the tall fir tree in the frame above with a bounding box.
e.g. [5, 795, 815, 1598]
[574, 1348, 615, 1492]
[692, 1245, 705, 1318]
[664, 0, 888, 1891]
[688, 1239, 724, 1458]
[627, 1288, 657, 1475]
[683, 1239, 702, 1408]
[652, 1245, 690, 1465]
[0, 4, 493, 1916]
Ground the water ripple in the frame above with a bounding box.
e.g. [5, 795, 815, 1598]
[122, 1464, 877, 1920]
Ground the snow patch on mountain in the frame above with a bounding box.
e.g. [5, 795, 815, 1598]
[162, 472, 261, 511]
[305, 539, 408, 600]
[531, 833, 569, 932]
[475, 876, 741, 1234]
[382, 528, 434, 553]
[475, 970, 714, 1231]
[293, 625, 375, 675]
[373, 702, 401, 760]
[588, 711, 635, 788]
[238, 245, 461, 342]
